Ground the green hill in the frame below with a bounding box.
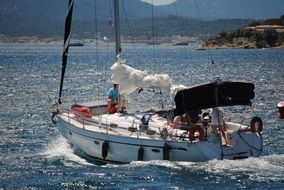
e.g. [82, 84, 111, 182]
[3, 0, 283, 40]
[0, 14, 252, 39]
[203, 15, 284, 49]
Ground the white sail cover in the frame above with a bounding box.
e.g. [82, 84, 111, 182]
[170, 84, 188, 97]
[110, 56, 172, 94]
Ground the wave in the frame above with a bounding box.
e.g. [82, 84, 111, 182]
[105, 154, 284, 182]
[40, 134, 284, 182]
[39, 135, 94, 167]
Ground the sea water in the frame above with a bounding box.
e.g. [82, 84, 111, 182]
[0, 43, 284, 189]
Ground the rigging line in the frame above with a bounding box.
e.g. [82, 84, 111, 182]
[100, 0, 112, 89]
[193, 0, 201, 21]
[94, 0, 99, 65]
[240, 106, 253, 128]
[59, 0, 74, 104]
[103, 0, 113, 83]
[120, 0, 138, 57]
[193, 0, 217, 80]
[172, 0, 185, 30]
[94, 0, 101, 104]
[172, 0, 178, 17]
[237, 131, 263, 151]
[151, 0, 157, 64]
[170, 0, 187, 71]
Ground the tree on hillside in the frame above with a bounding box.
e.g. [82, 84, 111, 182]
[219, 31, 228, 38]
[278, 33, 284, 45]
[255, 28, 278, 48]
[263, 28, 278, 46]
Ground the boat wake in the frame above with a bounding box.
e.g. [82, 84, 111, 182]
[192, 155, 284, 182]
[40, 135, 284, 182]
[40, 135, 93, 167]
[105, 154, 284, 182]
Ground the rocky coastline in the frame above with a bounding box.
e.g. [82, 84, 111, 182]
[201, 40, 284, 49]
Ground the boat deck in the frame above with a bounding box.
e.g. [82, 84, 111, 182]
[60, 111, 202, 141]
[60, 109, 249, 144]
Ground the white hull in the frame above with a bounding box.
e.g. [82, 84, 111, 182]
[56, 109, 263, 163]
[56, 0, 263, 164]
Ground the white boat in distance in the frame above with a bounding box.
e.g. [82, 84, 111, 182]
[53, 0, 263, 163]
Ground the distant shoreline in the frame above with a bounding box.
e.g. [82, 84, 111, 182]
[1, 36, 284, 50]
[0, 36, 199, 45]
[201, 43, 284, 50]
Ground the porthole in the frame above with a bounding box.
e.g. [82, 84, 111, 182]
[152, 149, 160, 153]
[94, 141, 100, 145]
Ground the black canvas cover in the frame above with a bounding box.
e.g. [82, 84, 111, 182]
[174, 81, 255, 115]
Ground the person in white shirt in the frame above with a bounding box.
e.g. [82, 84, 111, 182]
[210, 107, 228, 145]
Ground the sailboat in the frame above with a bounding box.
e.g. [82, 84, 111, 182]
[69, 41, 84, 47]
[53, 0, 263, 163]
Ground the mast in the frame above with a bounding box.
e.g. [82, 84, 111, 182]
[113, 0, 125, 112]
[114, 0, 121, 60]
[58, 0, 74, 104]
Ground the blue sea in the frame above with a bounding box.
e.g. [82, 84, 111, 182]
[0, 43, 284, 189]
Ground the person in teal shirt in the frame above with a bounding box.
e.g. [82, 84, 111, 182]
[107, 84, 119, 113]
[108, 84, 119, 102]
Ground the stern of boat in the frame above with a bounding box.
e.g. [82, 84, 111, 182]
[218, 121, 263, 159]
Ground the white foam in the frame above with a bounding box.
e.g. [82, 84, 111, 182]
[40, 135, 284, 180]
[41, 135, 93, 166]
[106, 155, 284, 182]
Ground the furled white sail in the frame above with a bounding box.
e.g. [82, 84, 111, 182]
[170, 84, 188, 97]
[110, 56, 172, 94]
